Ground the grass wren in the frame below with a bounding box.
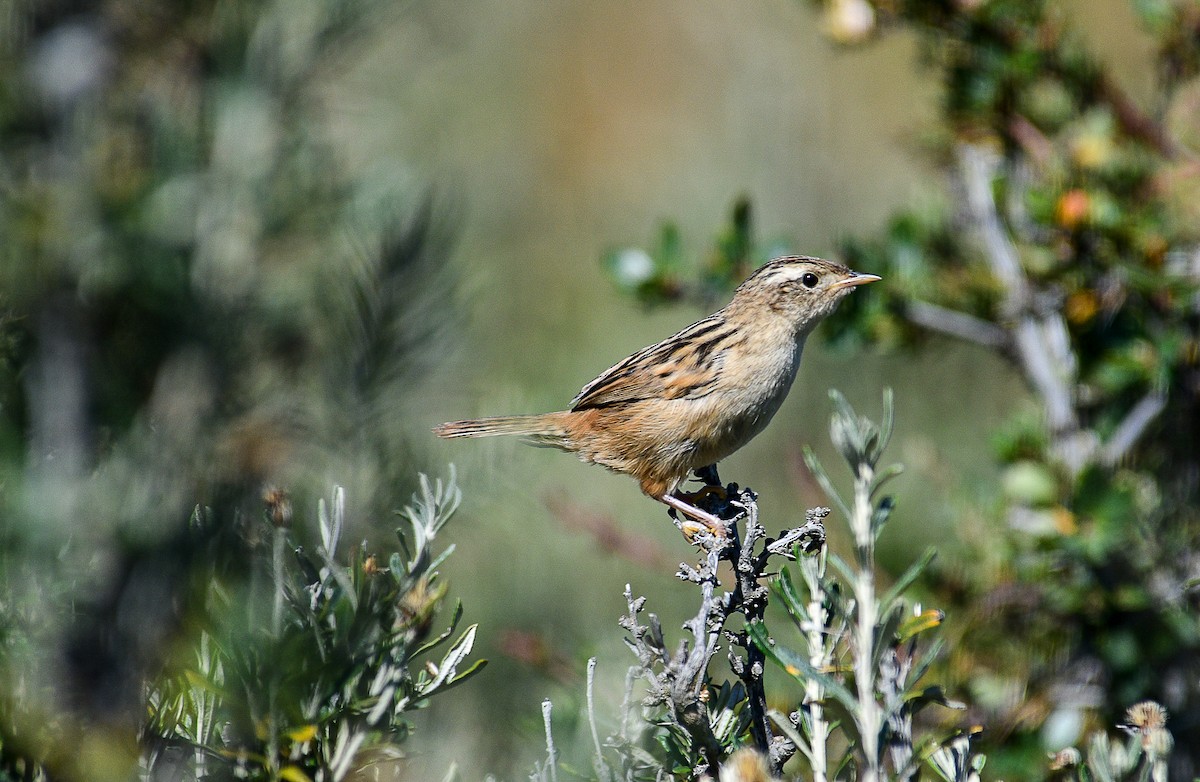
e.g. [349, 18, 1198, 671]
[434, 256, 880, 535]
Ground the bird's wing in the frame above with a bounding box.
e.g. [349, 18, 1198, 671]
[569, 314, 739, 409]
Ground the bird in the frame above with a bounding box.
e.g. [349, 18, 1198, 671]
[434, 256, 880, 535]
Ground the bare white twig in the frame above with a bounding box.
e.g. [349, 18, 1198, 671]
[1101, 391, 1168, 466]
[904, 300, 1010, 349]
[957, 144, 1091, 474]
[586, 658, 614, 782]
[541, 699, 558, 782]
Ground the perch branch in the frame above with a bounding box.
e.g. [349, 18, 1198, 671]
[619, 478, 826, 777]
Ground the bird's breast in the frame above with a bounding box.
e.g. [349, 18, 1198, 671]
[689, 335, 804, 464]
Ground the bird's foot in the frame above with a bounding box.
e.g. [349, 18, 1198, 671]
[661, 493, 728, 540]
[679, 484, 728, 504]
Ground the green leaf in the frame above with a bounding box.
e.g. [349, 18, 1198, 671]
[907, 684, 966, 714]
[388, 552, 406, 579]
[872, 604, 905, 671]
[827, 552, 857, 585]
[879, 387, 895, 459]
[428, 657, 487, 697]
[803, 446, 852, 523]
[412, 601, 465, 658]
[279, 766, 314, 782]
[907, 638, 946, 687]
[880, 547, 937, 615]
[424, 542, 457, 577]
[870, 463, 904, 499]
[657, 222, 683, 271]
[420, 624, 481, 697]
[828, 390, 866, 466]
[774, 566, 809, 618]
[826, 388, 894, 469]
[747, 622, 858, 712]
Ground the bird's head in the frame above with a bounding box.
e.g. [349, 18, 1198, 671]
[730, 255, 880, 334]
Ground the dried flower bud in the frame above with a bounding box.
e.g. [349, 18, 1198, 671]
[1124, 700, 1168, 732]
[398, 576, 444, 636]
[1121, 701, 1174, 755]
[1047, 747, 1081, 770]
[263, 486, 292, 528]
[719, 748, 779, 782]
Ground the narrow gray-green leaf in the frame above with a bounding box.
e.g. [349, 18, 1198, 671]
[880, 547, 937, 616]
[878, 387, 895, 461]
[870, 463, 904, 500]
[747, 622, 857, 712]
[804, 446, 852, 529]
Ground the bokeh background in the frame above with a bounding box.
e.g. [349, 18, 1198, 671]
[2, 0, 1196, 779]
[342, 3, 1016, 773]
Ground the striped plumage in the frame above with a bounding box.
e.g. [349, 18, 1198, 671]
[434, 256, 880, 534]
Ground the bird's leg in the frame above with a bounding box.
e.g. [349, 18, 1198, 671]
[660, 493, 728, 538]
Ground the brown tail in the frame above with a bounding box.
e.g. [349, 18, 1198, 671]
[433, 412, 571, 447]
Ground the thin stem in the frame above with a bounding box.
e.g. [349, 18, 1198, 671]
[1101, 391, 1167, 466]
[541, 699, 558, 782]
[802, 547, 831, 782]
[586, 658, 613, 782]
[851, 461, 882, 782]
[272, 526, 287, 636]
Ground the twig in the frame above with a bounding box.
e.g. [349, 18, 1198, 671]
[881, 645, 916, 782]
[541, 699, 558, 782]
[1007, 114, 1054, 165]
[903, 300, 1010, 349]
[618, 480, 824, 777]
[1097, 72, 1179, 160]
[585, 659, 612, 782]
[795, 508, 833, 782]
[726, 493, 774, 763]
[1100, 391, 1168, 466]
[620, 580, 724, 773]
[957, 144, 1094, 474]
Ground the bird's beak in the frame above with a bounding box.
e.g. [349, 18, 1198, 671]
[832, 272, 882, 289]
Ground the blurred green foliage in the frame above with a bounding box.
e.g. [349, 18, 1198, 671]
[603, 0, 1200, 775]
[603, 198, 793, 311]
[2, 0, 1198, 778]
[144, 478, 483, 782]
[0, 0, 463, 779]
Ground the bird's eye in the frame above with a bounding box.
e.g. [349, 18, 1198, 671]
[801, 272, 819, 288]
